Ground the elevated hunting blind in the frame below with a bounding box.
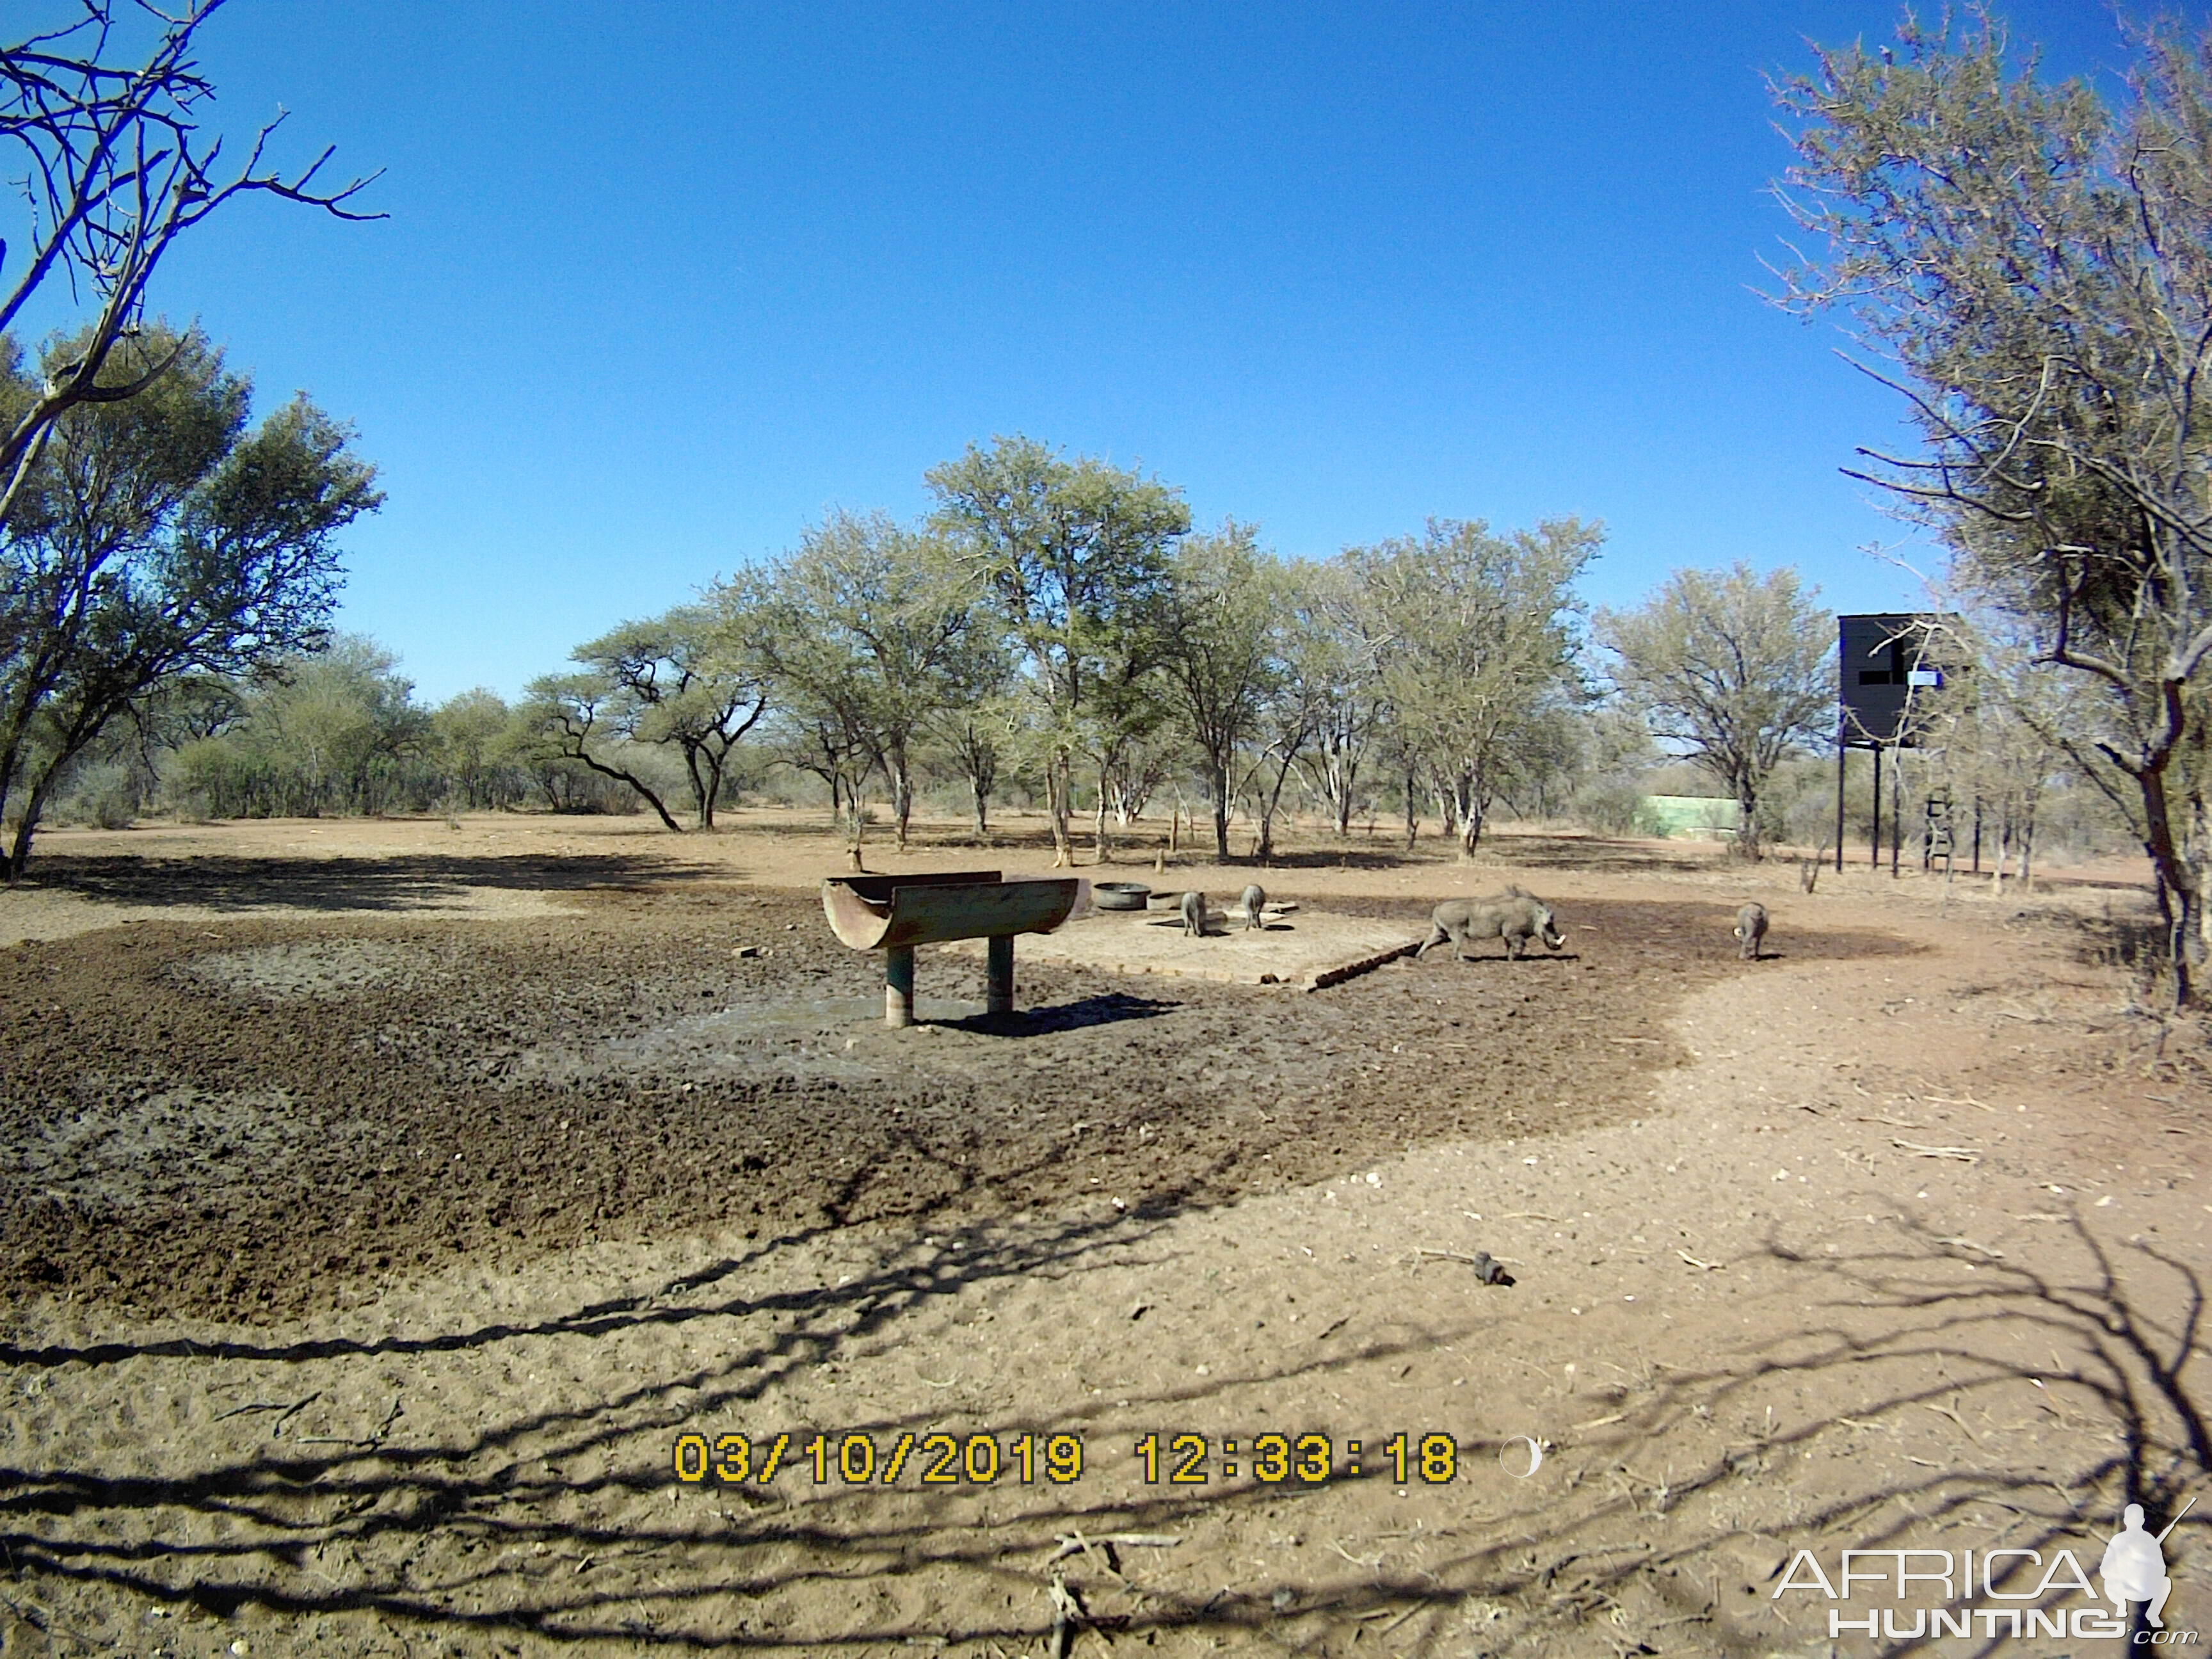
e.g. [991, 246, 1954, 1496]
[1838, 613, 1946, 746]
[1834, 614, 1955, 874]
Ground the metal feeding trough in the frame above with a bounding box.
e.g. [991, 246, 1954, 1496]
[821, 870, 1087, 1027]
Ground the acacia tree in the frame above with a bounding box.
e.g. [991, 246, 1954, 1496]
[430, 687, 516, 810]
[0, 1, 380, 523]
[1597, 563, 1832, 860]
[568, 604, 767, 829]
[518, 671, 685, 831]
[928, 436, 1189, 867]
[924, 698, 1007, 836]
[1244, 603, 1335, 863]
[1289, 556, 1388, 838]
[164, 634, 426, 818]
[0, 325, 380, 874]
[1084, 657, 1180, 862]
[1162, 521, 1278, 858]
[1773, 12, 2212, 997]
[771, 700, 880, 860]
[1350, 518, 1598, 857]
[737, 510, 997, 851]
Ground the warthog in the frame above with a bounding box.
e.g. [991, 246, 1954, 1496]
[1180, 890, 1206, 936]
[1735, 901, 1768, 961]
[1240, 883, 1267, 930]
[1416, 892, 1566, 962]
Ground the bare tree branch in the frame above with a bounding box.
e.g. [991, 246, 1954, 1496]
[0, 0, 382, 521]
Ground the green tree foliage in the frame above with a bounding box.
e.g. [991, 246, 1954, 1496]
[927, 435, 1190, 865]
[166, 637, 429, 818]
[919, 669, 1016, 838]
[430, 687, 530, 810]
[1597, 563, 1832, 860]
[1773, 12, 2212, 994]
[1348, 518, 1599, 857]
[0, 324, 380, 872]
[736, 510, 999, 852]
[1163, 521, 1280, 859]
[1287, 556, 1390, 839]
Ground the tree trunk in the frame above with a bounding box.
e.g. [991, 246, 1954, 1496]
[682, 744, 713, 830]
[1255, 758, 1296, 864]
[701, 748, 726, 830]
[4, 770, 56, 880]
[892, 748, 913, 851]
[1735, 788, 1761, 861]
[572, 749, 684, 832]
[1047, 755, 1071, 867]
[1094, 766, 1112, 864]
[2133, 762, 2202, 1006]
[845, 778, 868, 867]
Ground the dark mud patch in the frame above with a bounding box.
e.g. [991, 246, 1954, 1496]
[0, 893, 1907, 1322]
[14, 850, 728, 913]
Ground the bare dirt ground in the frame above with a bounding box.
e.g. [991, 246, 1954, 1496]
[0, 808, 2206, 1658]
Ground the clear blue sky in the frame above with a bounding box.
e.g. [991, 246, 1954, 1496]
[14, 1, 2172, 703]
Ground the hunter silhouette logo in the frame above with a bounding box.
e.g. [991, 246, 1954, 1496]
[2103, 1498, 2192, 1630]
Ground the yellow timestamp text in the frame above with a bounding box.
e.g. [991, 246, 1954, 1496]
[670, 1429, 1086, 1487]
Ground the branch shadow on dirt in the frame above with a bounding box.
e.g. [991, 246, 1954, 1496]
[19, 853, 733, 914]
[10, 1187, 2200, 1657]
[1510, 1210, 2209, 1656]
[1473, 834, 1725, 876]
[1221, 847, 1420, 872]
[0, 1162, 1543, 1654]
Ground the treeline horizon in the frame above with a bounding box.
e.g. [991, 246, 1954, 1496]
[28, 435, 2130, 876]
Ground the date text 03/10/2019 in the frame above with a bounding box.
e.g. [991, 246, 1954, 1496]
[670, 1431, 1496, 1489]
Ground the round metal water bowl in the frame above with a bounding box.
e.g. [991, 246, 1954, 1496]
[1092, 881, 1152, 911]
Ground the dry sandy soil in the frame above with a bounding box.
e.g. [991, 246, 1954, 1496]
[0, 808, 2205, 1659]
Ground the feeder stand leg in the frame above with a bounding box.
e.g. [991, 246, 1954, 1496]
[986, 934, 1014, 1015]
[885, 944, 915, 1029]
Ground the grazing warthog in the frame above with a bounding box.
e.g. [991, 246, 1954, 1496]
[1735, 901, 1768, 961]
[1180, 890, 1206, 936]
[1240, 883, 1267, 930]
[1416, 892, 1566, 962]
